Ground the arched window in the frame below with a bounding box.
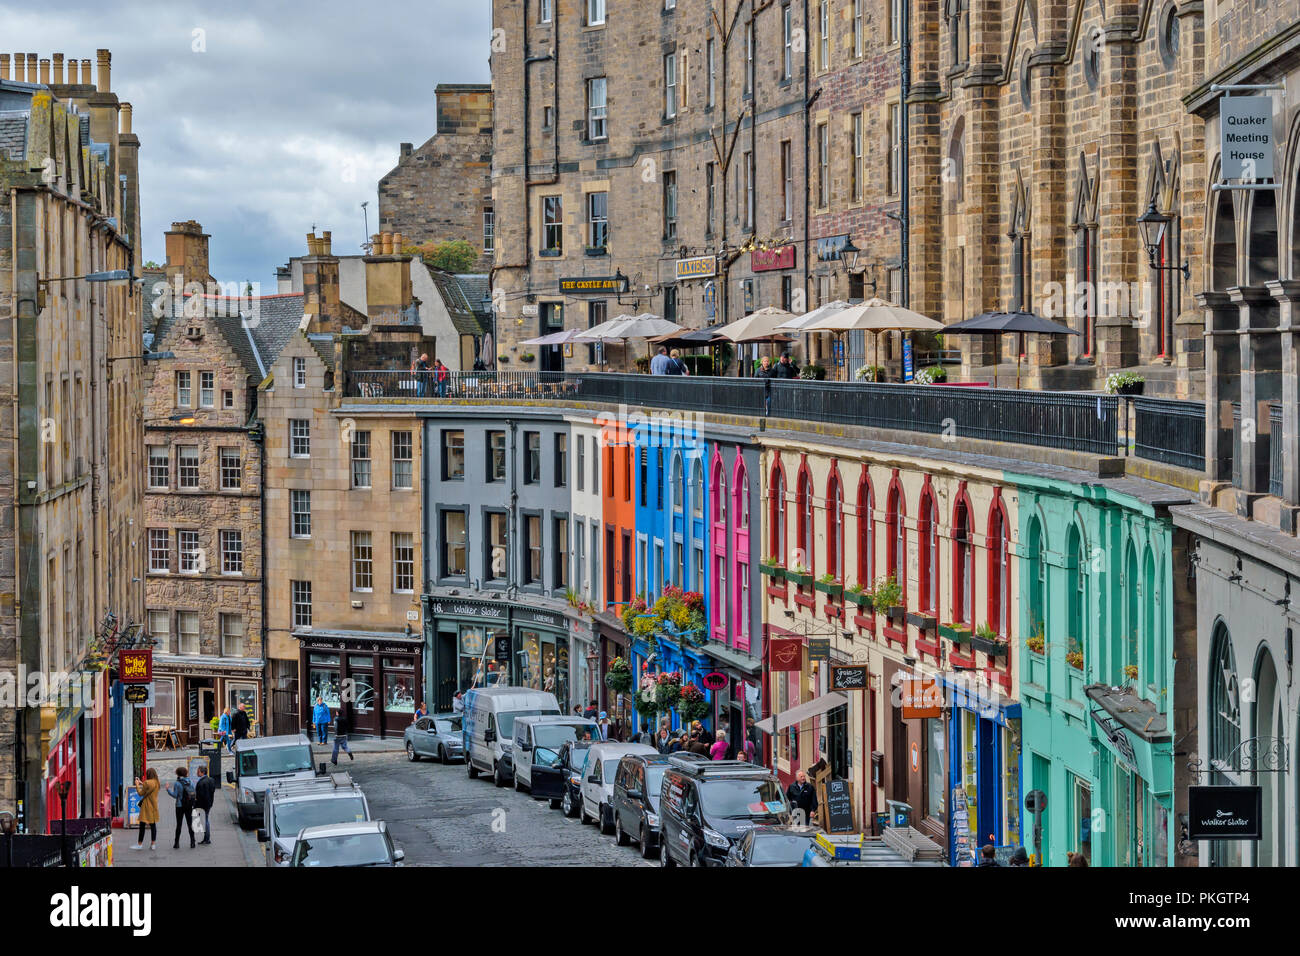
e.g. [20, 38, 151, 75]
[953, 497, 973, 625]
[1026, 517, 1046, 641]
[796, 467, 814, 573]
[886, 478, 905, 598]
[770, 464, 786, 562]
[624, 446, 632, 503]
[1142, 548, 1158, 687]
[735, 460, 749, 530]
[826, 474, 843, 581]
[1066, 525, 1086, 669]
[1124, 541, 1139, 682]
[857, 472, 874, 587]
[671, 454, 684, 516]
[988, 500, 1010, 637]
[1208, 623, 1241, 867]
[712, 458, 727, 529]
[691, 458, 704, 518]
[918, 485, 938, 613]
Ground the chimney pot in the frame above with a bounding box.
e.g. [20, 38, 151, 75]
[81, 59, 92, 86]
[26, 54, 37, 83]
[306, 233, 318, 256]
[53, 53, 63, 79]
[120, 102, 133, 135]
[96, 48, 110, 93]
[39, 58, 50, 85]
[322, 231, 332, 256]
[371, 234, 382, 253]
[0, 55, 9, 82]
[393, 232, 404, 252]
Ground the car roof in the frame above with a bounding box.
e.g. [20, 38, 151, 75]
[588, 742, 657, 758]
[429, 713, 460, 720]
[623, 753, 676, 766]
[234, 733, 311, 751]
[278, 787, 365, 805]
[295, 820, 387, 840]
[517, 715, 596, 726]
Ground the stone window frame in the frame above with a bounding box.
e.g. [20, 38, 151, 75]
[148, 444, 169, 489]
[290, 489, 312, 538]
[351, 529, 375, 592]
[442, 428, 466, 482]
[199, 370, 215, 408]
[351, 429, 372, 489]
[1158, 2, 1180, 69]
[291, 580, 313, 631]
[393, 531, 416, 593]
[220, 612, 245, 658]
[220, 529, 244, 576]
[292, 356, 307, 388]
[440, 507, 469, 580]
[219, 446, 242, 491]
[392, 430, 414, 490]
[177, 609, 200, 656]
[148, 528, 171, 574]
[289, 418, 311, 458]
[1083, 27, 1102, 91]
[178, 529, 203, 574]
[585, 77, 608, 143]
[175, 370, 192, 408]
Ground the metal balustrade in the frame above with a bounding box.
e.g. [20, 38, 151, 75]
[1131, 396, 1207, 472]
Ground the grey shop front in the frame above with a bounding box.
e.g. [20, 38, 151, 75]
[423, 593, 589, 714]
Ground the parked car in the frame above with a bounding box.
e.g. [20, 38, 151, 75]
[658, 757, 791, 867]
[288, 820, 404, 867]
[463, 686, 560, 787]
[556, 740, 592, 816]
[579, 741, 656, 834]
[512, 715, 599, 796]
[725, 825, 819, 867]
[226, 733, 322, 829]
[404, 713, 464, 763]
[257, 772, 370, 867]
[609, 752, 702, 859]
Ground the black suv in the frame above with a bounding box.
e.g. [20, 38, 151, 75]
[657, 757, 791, 867]
[610, 752, 706, 859]
[554, 740, 592, 816]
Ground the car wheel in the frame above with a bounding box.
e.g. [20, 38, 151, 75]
[689, 850, 703, 868]
[561, 790, 574, 817]
[466, 755, 479, 779]
[659, 841, 675, 867]
[513, 772, 523, 793]
[493, 762, 507, 787]
[405, 741, 419, 762]
[580, 798, 592, 825]
[438, 746, 447, 765]
[640, 825, 656, 859]
[614, 815, 629, 846]
[599, 804, 614, 835]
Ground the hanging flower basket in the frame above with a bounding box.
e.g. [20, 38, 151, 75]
[633, 687, 660, 720]
[604, 656, 633, 694]
[654, 671, 683, 711]
[677, 683, 710, 723]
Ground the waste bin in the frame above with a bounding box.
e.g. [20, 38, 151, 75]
[198, 741, 222, 785]
[885, 800, 912, 829]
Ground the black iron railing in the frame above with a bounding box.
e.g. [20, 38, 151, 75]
[1270, 403, 1283, 498]
[1131, 396, 1206, 472]
[349, 369, 577, 401]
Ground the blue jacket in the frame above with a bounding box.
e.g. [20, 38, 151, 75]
[312, 702, 331, 726]
[166, 777, 194, 808]
[218, 713, 231, 735]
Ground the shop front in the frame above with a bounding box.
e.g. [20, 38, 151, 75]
[152, 656, 264, 746]
[298, 629, 423, 738]
[939, 671, 1022, 866]
[628, 635, 710, 734]
[592, 613, 628, 714]
[697, 643, 764, 760]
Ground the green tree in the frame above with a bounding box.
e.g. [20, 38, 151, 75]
[404, 239, 479, 273]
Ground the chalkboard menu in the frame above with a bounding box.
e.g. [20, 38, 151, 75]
[824, 779, 855, 834]
[831, 665, 868, 690]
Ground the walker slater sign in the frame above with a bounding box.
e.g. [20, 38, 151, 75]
[1187, 785, 1262, 840]
[1219, 96, 1274, 180]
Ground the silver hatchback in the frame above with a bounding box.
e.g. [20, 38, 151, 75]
[404, 713, 464, 763]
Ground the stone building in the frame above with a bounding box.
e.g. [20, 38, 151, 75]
[0, 50, 144, 829]
[143, 222, 301, 743]
[489, 0, 808, 372]
[379, 84, 494, 273]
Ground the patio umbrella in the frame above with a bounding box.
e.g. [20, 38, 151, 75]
[775, 299, 853, 331]
[805, 298, 945, 380]
[718, 306, 798, 342]
[521, 328, 588, 346]
[942, 309, 1079, 388]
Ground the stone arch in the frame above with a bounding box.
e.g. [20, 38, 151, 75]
[1208, 159, 1239, 291]
[1247, 189, 1280, 286]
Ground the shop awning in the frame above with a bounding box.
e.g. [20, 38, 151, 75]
[755, 692, 848, 735]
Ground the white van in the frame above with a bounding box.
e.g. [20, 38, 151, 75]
[256, 772, 370, 867]
[462, 686, 560, 787]
[511, 715, 600, 796]
[226, 733, 322, 829]
[579, 741, 657, 833]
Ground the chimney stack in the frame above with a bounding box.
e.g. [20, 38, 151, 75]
[96, 49, 110, 93]
[120, 102, 132, 135]
[26, 54, 37, 83]
[80, 58, 92, 86]
[164, 220, 211, 287]
[52, 53, 63, 83]
[302, 229, 342, 334]
[364, 231, 415, 326]
[0, 55, 9, 81]
[39, 58, 49, 85]
[321, 231, 332, 255]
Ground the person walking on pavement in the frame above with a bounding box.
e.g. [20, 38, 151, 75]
[332, 708, 355, 765]
[655, 718, 672, 753]
[132, 768, 161, 850]
[709, 730, 729, 760]
[193, 765, 218, 846]
[597, 711, 610, 740]
[667, 349, 690, 375]
[217, 707, 232, 752]
[649, 346, 672, 375]
[312, 697, 331, 745]
[735, 735, 756, 763]
[452, 691, 465, 715]
[230, 702, 251, 747]
[755, 355, 777, 378]
[978, 844, 1001, 867]
[166, 766, 197, 849]
[415, 701, 429, 720]
[775, 353, 799, 378]
[787, 770, 818, 826]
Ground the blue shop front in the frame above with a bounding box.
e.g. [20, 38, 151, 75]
[629, 635, 711, 735]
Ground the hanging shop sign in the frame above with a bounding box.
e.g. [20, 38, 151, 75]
[559, 276, 628, 295]
[816, 234, 850, 262]
[124, 683, 155, 708]
[769, 639, 803, 672]
[751, 245, 796, 272]
[808, 638, 830, 663]
[1219, 96, 1274, 181]
[901, 677, 943, 719]
[1187, 786, 1263, 841]
[701, 672, 728, 691]
[675, 256, 717, 281]
[118, 649, 152, 685]
[494, 634, 513, 663]
[830, 664, 868, 691]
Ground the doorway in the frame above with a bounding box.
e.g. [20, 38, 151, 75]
[540, 303, 564, 373]
[198, 687, 216, 742]
[827, 702, 849, 779]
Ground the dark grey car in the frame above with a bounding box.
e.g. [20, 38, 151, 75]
[404, 713, 464, 763]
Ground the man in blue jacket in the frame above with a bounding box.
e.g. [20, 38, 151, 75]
[312, 697, 331, 745]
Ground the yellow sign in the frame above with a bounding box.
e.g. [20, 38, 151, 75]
[675, 256, 716, 280]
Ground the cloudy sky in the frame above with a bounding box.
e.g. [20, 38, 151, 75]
[3, 0, 490, 289]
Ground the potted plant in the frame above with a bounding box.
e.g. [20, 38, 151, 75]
[519, 351, 536, 363]
[814, 572, 843, 598]
[653, 671, 683, 711]
[1026, 633, 1046, 655]
[497, 354, 510, 364]
[854, 364, 885, 382]
[1105, 371, 1145, 395]
[677, 683, 710, 723]
[970, 622, 1008, 657]
[940, 621, 972, 644]
[873, 574, 904, 623]
[1065, 639, 1085, 671]
[914, 365, 947, 385]
[798, 363, 827, 381]
[846, 582, 874, 611]
[786, 564, 813, 588]
[760, 555, 786, 580]
[635, 356, 651, 373]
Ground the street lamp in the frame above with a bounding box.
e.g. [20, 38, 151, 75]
[56, 781, 72, 867]
[0, 810, 15, 868]
[1136, 200, 1191, 280]
[36, 269, 135, 309]
[839, 237, 860, 273]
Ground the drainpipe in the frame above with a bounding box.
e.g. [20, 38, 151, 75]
[899, 0, 911, 308]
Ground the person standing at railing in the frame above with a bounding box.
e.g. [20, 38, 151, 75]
[412, 353, 432, 397]
[775, 353, 799, 379]
[435, 358, 450, 397]
[650, 346, 672, 375]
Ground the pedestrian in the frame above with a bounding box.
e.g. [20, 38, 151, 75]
[786, 770, 817, 825]
[131, 768, 160, 851]
[668, 732, 685, 754]
[412, 352, 432, 397]
[656, 719, 672, 753]
[1068, 851, 1089, 867]
[1008, 846, 1030, 867]
[584, 699, 598, 720]
[775, 353, 799, 379]
[166, 766, 196, 849]
[649, 346, 672, 375]
[755, 355, 777, 379]
[735, 735, 756, 763]
[435, 358, 450, 397]
[666, 349, 690, 375]
[452, 691, 465, 714]
[414, 701, 428, 720]
[597, 711, 610, 740]
[193, 765, 218, 846]
[710, 730, 729, 760]
[978, 844, 1001, 867]
[332, 708, 355, 765]
[572, 704, 583, 716]
[312, 697, 331, 745]
[230, 702, 250, 746]
[217, 707, 232, 753]
[688, 731, 711, 756]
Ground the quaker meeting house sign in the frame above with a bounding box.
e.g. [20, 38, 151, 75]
[1219, 95, 1275, 181]
[1187, 785, 1262, 840]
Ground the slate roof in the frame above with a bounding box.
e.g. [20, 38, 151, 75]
[307, 333, 336, 372]
[0, 110, 29, 160]
[425, 266, 486, 336]
[151, 292, 304, 382]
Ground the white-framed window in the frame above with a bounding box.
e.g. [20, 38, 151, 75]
[178, 445, 200, 489]
[148, 609, 170, 645]
[289, 419, 310, 458]
[179, 530, 202, 574]
[539, 0, 552, 23]
[290, 489, 311, 537]
[219, 447, 241, 490]
[743, 151, 754, 228]
[745, 20, 755, 93]
[542, 195, 564, 253]
[587, 0, 605, 25]
[707, 38, 716, 107]
[149, 529, 170, 573]
[664, 170, 678, 239]
[175, 370, 191, 407]
[781, 140, 793, 221]
[393, 532, 415, 592]
[351, 531, 374, 591]
[665, 53, 678, 118]
[222, 389, 234, 409]
[818, 1, 829, 70]
[177, 610, 199, 655]
[888, 103, 902, 196]
[854, 0, 864, 56]
[293, 357, 307, 388]
[483, 208, 495, 253]
[291, 580, 312, 630]
[392, 430, 413, 489]
[817, 122, 830, 207]
[220, 613, 245, 657]
[199, 371, 215, 408]
[588, 192, 608, 250]
[351, 430, 372, 488]
[851, 112, 864, 203]
[783, 4, 793, 79]
[148, 446, 169, 489]
[890, 0, 902, 44]
[220, 529, 243, 575]
[587, 77, 607, 140]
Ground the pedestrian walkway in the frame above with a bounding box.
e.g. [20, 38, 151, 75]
[152, 735, 404, 768]
[111, 784, 262, 868]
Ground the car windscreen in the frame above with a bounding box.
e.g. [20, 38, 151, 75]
[751, 833, 816, 864]
[699, 778, 788, 819]
[602, 759, 622, 781]
[293, 832, 391, 867]
[534, 723, 597, 750]
[644, 766, 667, 808]
[564, 746, 591, 771]
[497, 709, 549, 739]
[239, 745, 314, 778]
[274, 797, 368, 838]
[434, 717, 462, 735]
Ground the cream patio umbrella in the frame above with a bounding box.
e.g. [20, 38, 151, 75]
[804, 298, 945, 380]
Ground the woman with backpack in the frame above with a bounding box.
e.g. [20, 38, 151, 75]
[166, 766, 196, 849]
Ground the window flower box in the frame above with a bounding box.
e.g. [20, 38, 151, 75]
[887, 605, 906, 626]
[846, 589, 874, 611]
[814, 577, 843, 599]
[939, 623, 971, 644]
[907, 611, 937, 632]
[970, 634, 1009, 658]
[786, 568, 812, 589]
[760, 561, 786, 581]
